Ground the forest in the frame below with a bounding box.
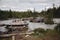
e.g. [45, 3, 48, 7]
[0, 6, 60, 20]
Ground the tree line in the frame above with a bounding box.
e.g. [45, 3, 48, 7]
[40, 6, 60, 18]
[0, 9, 39, 20]
[0, 6, 60, 20]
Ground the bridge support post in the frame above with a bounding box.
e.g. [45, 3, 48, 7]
[12, 35, 15, 40]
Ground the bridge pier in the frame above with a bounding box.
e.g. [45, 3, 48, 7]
[12, 35, 15, 40]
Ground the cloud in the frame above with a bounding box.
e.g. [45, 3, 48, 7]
[0, 0, 60, 11]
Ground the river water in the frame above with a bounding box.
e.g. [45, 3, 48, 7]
[27, 21, 57, 31]
[0, 18, 60, 32]
[27, 18, 60, 30]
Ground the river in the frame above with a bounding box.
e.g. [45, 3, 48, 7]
[0, 18, 60, 31]
[27, 18, 60, 30]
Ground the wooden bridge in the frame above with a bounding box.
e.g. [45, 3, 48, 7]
[0, 32, 33, 40]
[0, 32, 32, 37]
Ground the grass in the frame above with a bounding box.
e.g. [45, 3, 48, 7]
[30, 28, 60, 40]
[0, 37, 12, 40]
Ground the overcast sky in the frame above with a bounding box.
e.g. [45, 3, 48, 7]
[0, 0, 60, 11]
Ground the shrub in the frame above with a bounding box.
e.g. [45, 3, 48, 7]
[54, 24, 60, 33]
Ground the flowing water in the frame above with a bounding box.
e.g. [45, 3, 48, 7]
[0, 18, 60, 32]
